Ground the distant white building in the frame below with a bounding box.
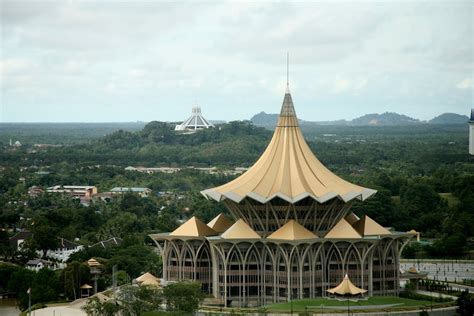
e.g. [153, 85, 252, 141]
[26, 259, 58, 271]
[175, 106, 214, 132]
[43, 238, 83, 262]
[470, 109, 474, 155]
[47, 185, 98, 198]
[110, 187, 152, 197]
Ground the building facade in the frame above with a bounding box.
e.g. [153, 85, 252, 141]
[151, 88, 414, 307]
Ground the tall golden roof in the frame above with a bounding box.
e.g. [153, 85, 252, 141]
[170, 216, 217, 237]
[221, 219, 261, 239]
[327, 274, 367, 295]
[325, 218, 361, 239]
[353, 215, 391, 236]
[207, 213, 233, 233]
[267, 219, 318, 240]
[201, 90, 376, 204]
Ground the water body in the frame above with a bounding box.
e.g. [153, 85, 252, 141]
[0, 298, 20, 316]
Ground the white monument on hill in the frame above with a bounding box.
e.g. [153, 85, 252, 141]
[175, 105, 214, 133]
[470, 109, 474, 155]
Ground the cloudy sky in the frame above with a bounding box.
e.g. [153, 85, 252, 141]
[1, 0, 472, 122]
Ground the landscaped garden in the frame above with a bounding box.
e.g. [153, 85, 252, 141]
[264, 296, 448, 313]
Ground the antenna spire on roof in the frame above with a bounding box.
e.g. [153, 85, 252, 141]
[286, 52, 290, 93]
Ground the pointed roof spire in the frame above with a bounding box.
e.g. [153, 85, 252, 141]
[352, 215, 391, 236]
[207, 213, 233, 233]
[325, 218, 361, 239]
[170, 216, 217, 237]
[267, 219, 318, 240]
[201, 59, 376, 204]
[221, 219, 261, 239]
[286, 51, 290, 93]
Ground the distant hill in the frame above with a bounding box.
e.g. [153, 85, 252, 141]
[251, 111, 468, 127]
[429, 113, 469, 125]
[351, 112, 419, 126]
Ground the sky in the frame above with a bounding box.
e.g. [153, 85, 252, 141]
[0, 0, 473, 123]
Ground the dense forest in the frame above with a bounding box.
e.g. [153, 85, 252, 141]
[0, 120, 473, 308]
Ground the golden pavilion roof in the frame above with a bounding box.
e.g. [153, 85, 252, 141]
[136, 272, 160, 286]
[353, 215, 391, 236]
[325, 218, 361, 239]
[221, 219, 261, 239]
[267, 219, 318, 240]
[207, 213, 233, 233]
[87, 258, 101, 267]
[201, 90, 376, 204]
[170, 216, 217, 237]
[327, 274, 367, 295]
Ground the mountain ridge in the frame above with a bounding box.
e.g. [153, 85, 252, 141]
[250, 111, 469, 127]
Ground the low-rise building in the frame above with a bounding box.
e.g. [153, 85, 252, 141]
[28, 186, 44, 197]
[26, 259, 57, 271]
[110, 187, 152, 197]
[47, 185, 98, 198]
[43, 238, 83, 262]
[9, 230, 32, 250]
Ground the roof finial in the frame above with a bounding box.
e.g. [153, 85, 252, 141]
[286, 52, 290, 93]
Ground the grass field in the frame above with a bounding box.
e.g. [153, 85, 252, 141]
[265, 296, 434, 312]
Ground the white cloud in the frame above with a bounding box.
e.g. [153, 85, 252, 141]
[456, 78, 474, 90]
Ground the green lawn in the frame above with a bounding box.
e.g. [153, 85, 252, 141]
[265, 296, 434, 312]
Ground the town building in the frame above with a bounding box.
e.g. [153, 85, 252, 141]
[110, 187, 152, 197]
[26, 259, 58, 271]
[151, 85, 414, 307]
[46, 185, 98, 198]
[43, 238, 83, 262]
[9, 230, 32, 250]
[175, 106, 214, 132]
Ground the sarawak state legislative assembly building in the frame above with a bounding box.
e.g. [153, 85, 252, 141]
[150, 87, 414, 307]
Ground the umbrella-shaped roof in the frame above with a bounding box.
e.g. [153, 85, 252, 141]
[327, 274, 367, 295]
[80, 284, 93, 289]
[201, 90, 376, 204]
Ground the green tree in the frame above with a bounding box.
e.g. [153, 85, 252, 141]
[456, 290, 474, 316]
[163, 281, 204, 313]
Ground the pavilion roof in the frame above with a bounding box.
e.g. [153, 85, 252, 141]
[170, 216, 217, 237]
[325, 218, 362, 239]
[221, 219, 261, 239]
[136, 272, 160, 286]
[201, 90, 375, 204]
[327, 274, 367, 295]
[267, 219, 317, 240]
[352, 215, 391, 236]
[207, 213, 233, 233]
